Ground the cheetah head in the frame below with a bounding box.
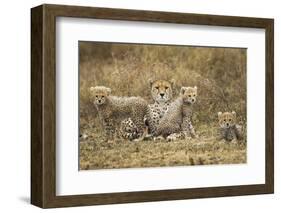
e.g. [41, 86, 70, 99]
[180, 86, 197, 104]
[149, 79, 175, 104]
[89, 86, 111, 106]
[218, 111, 237, 128]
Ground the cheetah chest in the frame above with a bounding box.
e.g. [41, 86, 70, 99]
[222, 127, 237, 141]
[149, 102, 170, 125]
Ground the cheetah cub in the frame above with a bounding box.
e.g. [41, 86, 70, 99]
[154, 86, 198, 141]
[90, 86, 148, 142]
[217, 111, 243, 143]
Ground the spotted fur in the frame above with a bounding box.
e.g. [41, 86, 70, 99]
[217, 111, 243, 142]
[119, 118, 141, 140]
[154, 86, 198, 141]
[145, 79, 175, 135]
[119, 79, 175, 140]
[90, 86, 148, 141]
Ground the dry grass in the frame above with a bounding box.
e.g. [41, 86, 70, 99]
[79, 124, 246, 170]
[79, 42, 247, 170]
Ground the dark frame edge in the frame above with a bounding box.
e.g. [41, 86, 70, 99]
[31, 5, 44, 208]
[43, 3, 273, 28]
[31, 4, 58, 208]
[265, 19, 274, 194]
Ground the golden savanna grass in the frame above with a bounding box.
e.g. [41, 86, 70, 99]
[79, 42, 247, 170]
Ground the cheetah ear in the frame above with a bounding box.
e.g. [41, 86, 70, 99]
[180, 87, 186, 95]
[106, 87, 111, 95]
[218, 112, 222, 118]
[194, 86, 197, 94]
[89, 86, 95, 93]
[170, 79, 176, 88]
[148, 78, 154, 87]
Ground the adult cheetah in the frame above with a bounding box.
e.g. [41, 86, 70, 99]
[119, 79, 175, 140]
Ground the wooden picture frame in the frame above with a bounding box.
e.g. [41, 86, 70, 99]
[31, 4, 274, 208]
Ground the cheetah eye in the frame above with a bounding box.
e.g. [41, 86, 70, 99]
[193, 94, 196, 97]
[155, 87, 159, 90]
[95, 95, 98, 98]
[188, 95, 192, 97]
[101, 96, 104, 98]
[165, 86, 169, 90]
[229, 119, 232, 121]
[224, 119, 226, 122]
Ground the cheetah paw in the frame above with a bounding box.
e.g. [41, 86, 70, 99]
[166, 135, 177, 142]
[154, 136, 165, 141]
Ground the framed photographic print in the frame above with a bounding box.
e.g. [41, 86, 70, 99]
[31, 4, 274, 208]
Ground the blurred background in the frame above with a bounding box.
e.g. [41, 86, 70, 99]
[79, 41, 246, 127]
